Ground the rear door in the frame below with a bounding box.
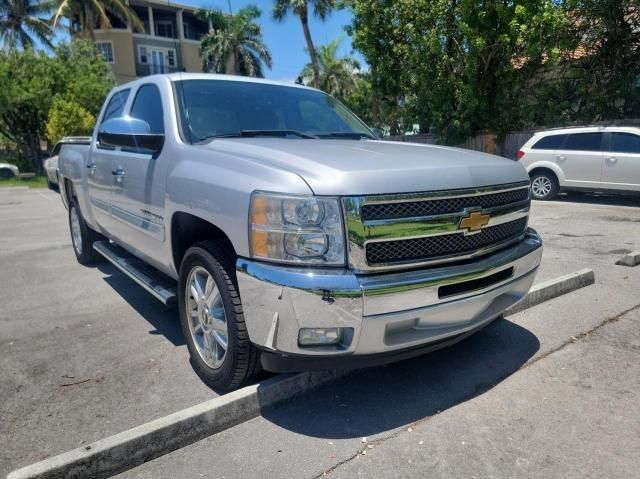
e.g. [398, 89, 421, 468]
[87, 89, 130, 232]
[601, 132, 640, 191]
[557, 132, 604, 188]
[109, 83, 167, 248]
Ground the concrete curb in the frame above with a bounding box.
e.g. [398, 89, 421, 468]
[505, 268, 595, 316]
[8, 269, 595, 479]
[0, 186, 28, 191]
[7, 371, 345, 479]
[616, 251, 640, 267]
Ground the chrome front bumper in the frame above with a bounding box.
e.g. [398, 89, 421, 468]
[236, 229, 542, 368]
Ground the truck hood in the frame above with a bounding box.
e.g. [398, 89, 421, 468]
[198, 138, 529, 196]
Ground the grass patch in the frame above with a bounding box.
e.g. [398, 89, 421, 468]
[0, 175, 48, 189]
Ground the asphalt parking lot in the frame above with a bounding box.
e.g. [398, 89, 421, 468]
[1, 188, 639, 478]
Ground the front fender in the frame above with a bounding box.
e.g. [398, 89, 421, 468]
[164, 144, 313, 274]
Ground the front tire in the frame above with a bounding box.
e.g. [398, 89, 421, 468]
[178, 241, 259, 392]
[68, 197, 104, 265]
[530, 171, 559, 200]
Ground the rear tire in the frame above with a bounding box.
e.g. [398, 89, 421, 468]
[178, 241, 260, 392]
[530, 171, 559, 200]
[68, 197, 104, 265]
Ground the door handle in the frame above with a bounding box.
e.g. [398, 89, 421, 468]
[556, 155, 566, 161]
[87, 163, 97, 169]
[112, 168, 125, 183]
[605, 157, 618, 164]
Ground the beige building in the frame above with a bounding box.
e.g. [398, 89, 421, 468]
[91, 0, 209, 84]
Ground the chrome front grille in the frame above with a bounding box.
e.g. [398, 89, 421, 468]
[366, 217, 528, 265]
[361, 188, 530, 221]
[342, 182, 531, 272]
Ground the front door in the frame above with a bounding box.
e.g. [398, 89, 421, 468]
[601, 132, 640, 191]
[109, 84, 167, 251]
[151, 49, 166, 74]
[556, 132, 604, 189]
[87, 88, 131, 233]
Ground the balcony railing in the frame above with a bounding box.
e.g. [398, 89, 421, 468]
[135, 63, 184, 77]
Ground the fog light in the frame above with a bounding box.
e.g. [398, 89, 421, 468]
[298, 327, 343, 346]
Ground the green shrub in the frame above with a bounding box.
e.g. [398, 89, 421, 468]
[45, 98, 95, 145]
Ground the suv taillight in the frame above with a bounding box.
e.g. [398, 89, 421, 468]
[516, 150, 525, 160]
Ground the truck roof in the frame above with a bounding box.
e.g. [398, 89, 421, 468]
[114, 73, 319, 93]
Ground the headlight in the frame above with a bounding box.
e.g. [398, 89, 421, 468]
[249, 192, 345, 265]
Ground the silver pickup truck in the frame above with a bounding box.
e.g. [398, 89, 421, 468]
[59, 73, 542, 391]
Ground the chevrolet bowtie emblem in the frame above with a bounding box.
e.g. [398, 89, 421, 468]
[459, 211, 490, 234]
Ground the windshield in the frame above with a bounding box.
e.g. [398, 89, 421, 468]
[174, 79, 375, 143]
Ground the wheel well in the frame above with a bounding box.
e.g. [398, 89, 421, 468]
[64, 178, 75, 204]
[171, 212, 236, 273]
[529, 167, 559, 184]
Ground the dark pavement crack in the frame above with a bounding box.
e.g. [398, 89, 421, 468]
[313, 302, 640, 478]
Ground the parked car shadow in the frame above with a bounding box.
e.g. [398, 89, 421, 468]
[259, 317, 538, 439]
[551, 191, 640, 207]
[96, 262, 185, 347]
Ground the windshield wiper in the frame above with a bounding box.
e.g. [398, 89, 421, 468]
[316, 132, 376, 140]
[196, 129, 318, 143]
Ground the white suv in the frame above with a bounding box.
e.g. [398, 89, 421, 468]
[518, 126, 640, 200]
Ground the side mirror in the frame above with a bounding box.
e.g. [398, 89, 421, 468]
[371, 128, 384, 139]
[98, 117, 164, 155]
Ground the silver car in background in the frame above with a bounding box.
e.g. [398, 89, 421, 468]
[517, 126, 640, 200]
[0, 162, 19, 179]
[43, 137, 91, 190]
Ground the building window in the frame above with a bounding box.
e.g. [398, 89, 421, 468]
[139, 46, 148, 64]
[155, 21, 174, 38]
[96, 41, 114, 63]
[167, 49, 175, 67]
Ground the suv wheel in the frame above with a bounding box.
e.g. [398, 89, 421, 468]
[178, 241, 260, 392]
[68, 197, 104, 265]
[530, 172, 559, 200]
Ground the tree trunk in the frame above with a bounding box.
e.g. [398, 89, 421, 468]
[299, 7, 320, 88]
[225, 47, 236, 74]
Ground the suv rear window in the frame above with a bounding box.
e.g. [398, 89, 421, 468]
[532, 134, 567, 150]
[608, 132, 640, 154]
[563, 133, 604, 151]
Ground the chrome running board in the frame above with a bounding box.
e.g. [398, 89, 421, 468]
[93, 241, 176, 305]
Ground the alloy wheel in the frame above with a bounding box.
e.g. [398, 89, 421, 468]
[531, 176, 553, 198]
[185, 266, 229, 369]
[70, 206, 83, 255]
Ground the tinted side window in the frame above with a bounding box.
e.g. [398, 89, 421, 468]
[532, 134, 567, 149]
[609, 133, 640, 154]
[130, 84, 164, 134]
[51, 143, 61, 156]
[563, 133, 603, 152]
[101, 89, 130, 124]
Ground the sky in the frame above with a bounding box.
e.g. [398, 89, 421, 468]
[165, 0, 364, 81]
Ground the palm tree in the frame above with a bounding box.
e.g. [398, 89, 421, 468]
[273, 0, 334, 88]
[301, 38, 359, 98]
[197, 5, 272, 77]
[0, 0, 55, 50]
[53, 0, 143, 38]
